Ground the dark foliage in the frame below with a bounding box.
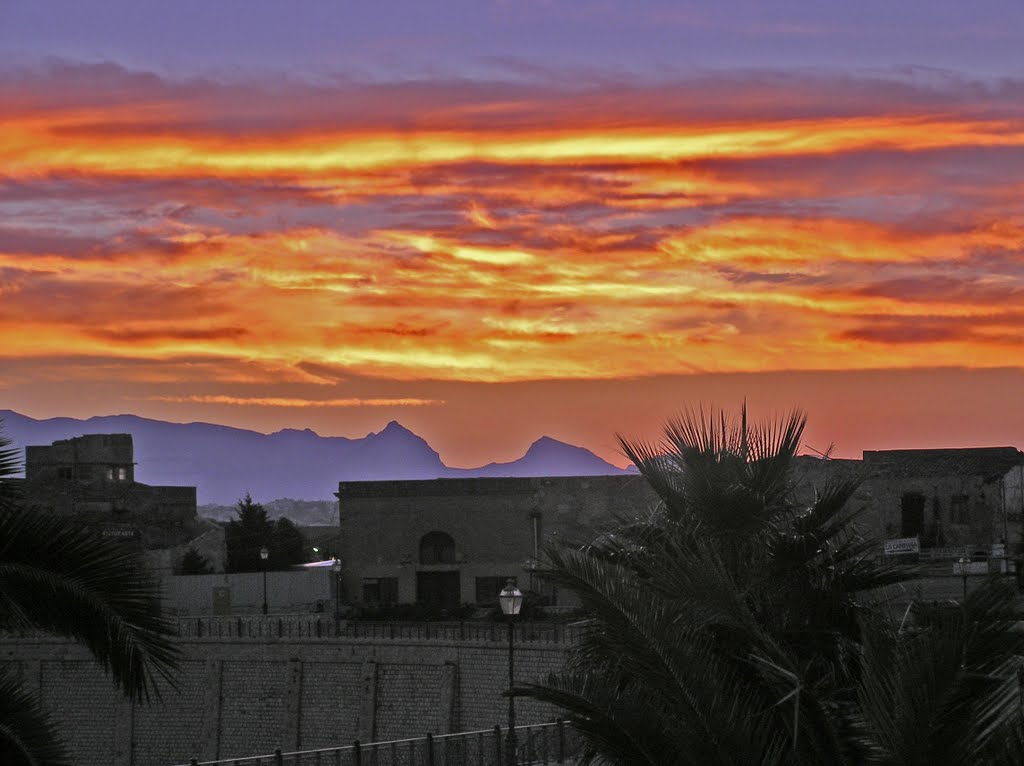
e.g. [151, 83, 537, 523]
[224, 494, 309, 572]
[518, 405, 1024, 765]
[178, 546, 214, 575]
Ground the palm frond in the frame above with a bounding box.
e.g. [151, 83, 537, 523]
[0, 668, 72, 766]
[0, 504, 181, 701]
[0, 422, 23, 507]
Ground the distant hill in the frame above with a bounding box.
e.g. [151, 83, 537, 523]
[0, 410, 630, 505]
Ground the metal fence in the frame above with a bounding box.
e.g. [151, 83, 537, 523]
[175, 618, 584, 644]
[173, 721, 582, 766]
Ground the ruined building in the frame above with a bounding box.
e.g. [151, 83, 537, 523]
[23, 433, 201, 551]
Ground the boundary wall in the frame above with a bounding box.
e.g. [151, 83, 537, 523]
[1, 623, 570, 766]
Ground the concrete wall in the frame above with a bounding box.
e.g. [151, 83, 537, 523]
[1, 630, 570, 766]
[163, 570, 336, 615]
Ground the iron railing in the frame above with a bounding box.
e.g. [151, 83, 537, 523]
[175, 618, 583, 644]
[173, 721, 581, 766]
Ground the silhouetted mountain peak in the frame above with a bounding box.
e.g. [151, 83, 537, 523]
[371, 420, 416, 438]
[1, 410, 629, 504]
[525, 435, 571, 453]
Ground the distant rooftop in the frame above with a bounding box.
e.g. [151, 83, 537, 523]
[862, 447, 1023, 480]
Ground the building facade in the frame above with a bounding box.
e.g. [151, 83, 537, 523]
[858, 447, 1024, 554]
[22, 433, 200, 550]
[336, 474, 659, 611]
[336, 447, 1024, 612]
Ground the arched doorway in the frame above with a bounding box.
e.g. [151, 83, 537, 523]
[416, 531, 460, 612]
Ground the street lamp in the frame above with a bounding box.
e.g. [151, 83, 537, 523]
[260, 546, 269, 615]
[958, 556, 968, 601]
[499, 578, 523, 766]
[331, 558, 343, 620]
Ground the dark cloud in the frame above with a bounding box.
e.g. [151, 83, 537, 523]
[840, 323, 965, 344]
[86, 326, 250, 343]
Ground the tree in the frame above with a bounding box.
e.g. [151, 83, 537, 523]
[520, 405, 1024, 765]
[224, 494, 307, 572]
[224, 492, 272, 572]
[178, 546, 214, 575]
[0, 420, 181, 766]
[272, 517, 307, 570]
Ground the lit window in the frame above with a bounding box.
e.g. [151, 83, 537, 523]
[117, 467, 128, 481]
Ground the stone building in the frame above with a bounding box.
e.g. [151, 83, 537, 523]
[22, 433, 202, 551]
[335, 474, 659, 611]
[858, 447, 1024, 553]
[336, 447, 1024, 611]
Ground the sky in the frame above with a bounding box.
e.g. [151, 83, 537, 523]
[2, 1, 1024, 467]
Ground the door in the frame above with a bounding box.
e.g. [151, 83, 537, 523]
[416, 571, 461, 613]
[901, 493, 925, 538]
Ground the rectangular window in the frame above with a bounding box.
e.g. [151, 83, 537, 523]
[951, 495, 969, 525]
[538, 580, 559, 606]
[475, 576, 515, 606]
[117, 467, 128, 481]
[362, 577, 398, 604]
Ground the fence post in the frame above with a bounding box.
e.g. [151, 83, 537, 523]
[353, 739, 362, 766]
[190, 760, 198, 766]
[494, 724, 503, 765]
[275, 747, 284, 766]
[426, 733, 435, 766]
[558, 719, 565, 763]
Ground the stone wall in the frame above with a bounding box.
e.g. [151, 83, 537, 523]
[1, 628, 570, 766]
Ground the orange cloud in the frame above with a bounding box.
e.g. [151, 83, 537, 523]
[1, 63, 1022, 397]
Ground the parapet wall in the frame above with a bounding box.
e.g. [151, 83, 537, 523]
[1, 621, 571, 766]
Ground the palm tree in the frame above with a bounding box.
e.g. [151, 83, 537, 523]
[0, 420, 181, 766]
[520, 405, 1024, 765]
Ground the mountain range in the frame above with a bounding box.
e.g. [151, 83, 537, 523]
[0, 409, 631, 505]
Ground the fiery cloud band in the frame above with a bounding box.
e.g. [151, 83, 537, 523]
[2, 63, 1023, 397]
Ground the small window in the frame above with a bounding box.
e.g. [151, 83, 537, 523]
[950, 495, 969, 525]
[106, 468, 114, 481]
[117, 467, 128, 481]
[419, 531, 456, 565]
[58, 467, 74, 480]
[475, 576, 515, 606]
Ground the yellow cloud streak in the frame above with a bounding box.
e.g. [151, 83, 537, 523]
[5, 115, 1024, 178]
[146, 395, 443, 407]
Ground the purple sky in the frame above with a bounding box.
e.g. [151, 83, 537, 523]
[2, 1, 1022, 79]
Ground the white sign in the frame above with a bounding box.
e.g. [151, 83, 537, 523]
[884, 537, 920, 555]
[954, 561, 988, 575]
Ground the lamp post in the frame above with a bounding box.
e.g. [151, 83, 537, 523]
[499, 579, 523, 766]
[331, 558, 343, 620]
[260, 546, 269, 615]
[958, 556, 968, 601]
